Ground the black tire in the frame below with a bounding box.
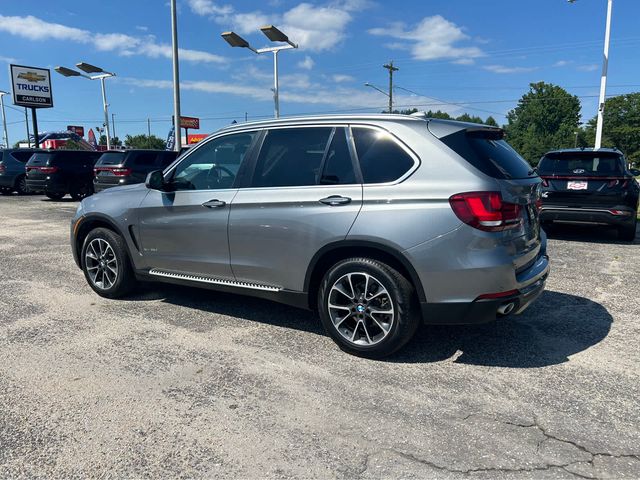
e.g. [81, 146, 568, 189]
[70, 182, 93, 201]
[46, 192, 65, 200]
[618, 217, 637, 242]
[317, 257, 420, 359]
[14, 175, 29, 195]
[81, 228, 137, 298]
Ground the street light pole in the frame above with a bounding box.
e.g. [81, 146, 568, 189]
[99, 77, 112, 150]
[595, 0, 613, 149]
[54, 63, 115, 150]
[221, 26, 298, 119]
[170, 0, 182, 151]
[0, 91, 8, 148]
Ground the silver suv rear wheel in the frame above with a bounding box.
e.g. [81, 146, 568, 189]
[318, 257, 419, 358]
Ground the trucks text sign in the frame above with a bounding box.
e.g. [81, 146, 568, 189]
[10, 64, 53, 108]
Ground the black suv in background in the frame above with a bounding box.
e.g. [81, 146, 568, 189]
[0, 148, 43, 195]
[93, 150, 179, 192]
[538, 148, 640, 241]
[26, 150, 102, 200]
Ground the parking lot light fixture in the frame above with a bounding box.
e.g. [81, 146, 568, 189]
[55, 63, 115, 150]
[364, 82, 389, 98]
[221, 25, 298, 118]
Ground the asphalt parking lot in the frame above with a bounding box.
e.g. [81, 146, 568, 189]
[0, 195, 638, 479]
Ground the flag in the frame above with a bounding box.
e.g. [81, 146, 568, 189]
[166, 126, 175, 151]
[88, 129, 97, 150]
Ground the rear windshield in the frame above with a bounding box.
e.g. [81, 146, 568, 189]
[96, 152, 125, 166]
[27, 153, 55, 166]
[439, 130, 534, 179]
[538, 152, 625, 176]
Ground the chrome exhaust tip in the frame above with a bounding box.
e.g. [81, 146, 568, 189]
[497, 302, 515, 316]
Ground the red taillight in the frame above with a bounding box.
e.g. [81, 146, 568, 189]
[449, 191, 522, 232]
[94, 167, 131, 177]
[37, 166, 58, 174]
[0, 163, 5, 174]
[607, 179, 619, 188]
[541, 178, 549, 187]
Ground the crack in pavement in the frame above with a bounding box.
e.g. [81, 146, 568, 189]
[356, 414, 639, 478]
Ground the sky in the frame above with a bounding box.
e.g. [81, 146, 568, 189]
[1, 0, 639, 145]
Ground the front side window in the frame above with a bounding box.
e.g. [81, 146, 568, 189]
[352, 128, 415, 184]
[170, 132, 256, 190]
[251, 127, 332, 188]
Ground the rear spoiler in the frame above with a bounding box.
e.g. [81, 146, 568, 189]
[426, 119, 504, 140]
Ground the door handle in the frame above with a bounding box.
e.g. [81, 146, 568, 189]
[319, 195, 351, 206]
[202, 199, 226, 208]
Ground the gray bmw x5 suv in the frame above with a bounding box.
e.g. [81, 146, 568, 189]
[70, 114, 549, 358]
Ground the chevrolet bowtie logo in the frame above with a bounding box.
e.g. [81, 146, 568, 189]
[18, 72, 46, 83]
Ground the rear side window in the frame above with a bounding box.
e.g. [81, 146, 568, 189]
[252, 127, 332, 188]
[158, 152, 178, 168]
[352, 128, 415, 183]
[11, 151, 35, 163]
[96, 152, 125, 166]
[440, 130, 533, 179]
[320, 128, 356, 185]
[538, 152, 625, 176]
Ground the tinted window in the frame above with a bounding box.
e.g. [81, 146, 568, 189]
[11, 151, 36, 163]
[320, 128, 356, 185]
[96, 152, 125, 166]
[53, 152, 101, 166]
[440, 130, 533, 179]
[252, 127, 332, 188]
[353, 128, 414, 183]
[158, 152, 178, 168]
[538, 152, 625, 176]
[130, 152, 157, 167]
[27, 153, 55, 166]
[171, 132, 256, 190]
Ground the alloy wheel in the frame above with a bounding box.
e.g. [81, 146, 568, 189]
[84, 238, 118, 290]
[327, 272, 394, 346]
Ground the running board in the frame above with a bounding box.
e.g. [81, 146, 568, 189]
[148, 269, 281, 292]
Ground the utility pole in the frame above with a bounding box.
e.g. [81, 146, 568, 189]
[383, 61, 398, 113]
[0, 91, 8, 148]
[25, 108, 30, 148]
[147, 118, 151, 148]
[170, 0, 182, 151]
[595, 0, 613, 149]
[111, 113, 116, 142]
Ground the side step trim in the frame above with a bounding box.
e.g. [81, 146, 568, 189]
[148, 268, 281, 292]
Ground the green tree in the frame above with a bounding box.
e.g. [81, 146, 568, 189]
[504, 82, 581, 165]
[582, 92, 640, 163]
[98, 135, 123, 147]
[485, 116, 499, 127]
[124, 134, 166, 150]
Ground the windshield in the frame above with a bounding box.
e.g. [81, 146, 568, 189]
[538, 152, 625, 176]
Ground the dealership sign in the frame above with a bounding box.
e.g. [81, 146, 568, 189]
[10, 64, 53, 108]
[67, 125, 85, 137]
[180, 116, 200, 129]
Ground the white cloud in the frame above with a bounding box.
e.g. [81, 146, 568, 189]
[187, 0, 233, 16]
[298, 56, 314, 70]
[483, 64, 538, 74]
[553, 60, 570, 67]
[332, 74, 354, 83]
[191, 1, 361, 52]
[135, 25, 149, 32]
[0, 55, 17, 63]
[577, 64, 599, 72]
[0, 14, 225, 64]
[369, 15, 483, 62]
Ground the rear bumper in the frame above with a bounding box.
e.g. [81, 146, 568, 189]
[0, 175, 17, 188]
[420, 251, 549, 325]
[94, 178, 136, 192]
[26, 178, 67, 194]
[540, 205, 636, 226]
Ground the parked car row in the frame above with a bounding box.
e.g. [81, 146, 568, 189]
[0, 148, 179, 200]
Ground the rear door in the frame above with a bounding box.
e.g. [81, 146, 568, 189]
[228, 126, 363, 291]
[539, 152, 628, 207]
[137, 132, 258, 278]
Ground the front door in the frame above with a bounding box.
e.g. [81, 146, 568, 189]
[138, 132, 258, 278]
